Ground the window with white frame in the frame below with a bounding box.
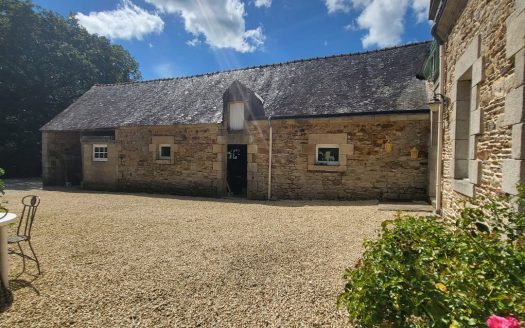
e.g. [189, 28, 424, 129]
[159, 144, 171, 160]
[93, 144, 108, 161]
[316, 144, 340, 165]
[229, 102, 244, 130]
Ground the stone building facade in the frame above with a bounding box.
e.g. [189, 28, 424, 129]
[428, 0, 525, 215]
[41, 43, 432, 201]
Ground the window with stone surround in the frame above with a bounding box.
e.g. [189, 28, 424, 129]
[159, 144, 171, 160]
[149, 136, 177, 165]
[453, 79, 472, 180]
[450, 34, 484, 197]
[316, 144, 340, 165]
[304, 134, 353, 172]
[93, 144, 108, 162]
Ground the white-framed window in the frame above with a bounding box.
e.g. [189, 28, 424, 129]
[93, 144, 108, 162]
[229, 102, 244, 130]
[158, 144, 171, 160]
[316, 144, 340, 166]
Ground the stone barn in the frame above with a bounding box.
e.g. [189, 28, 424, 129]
[41, 42, 431, 201]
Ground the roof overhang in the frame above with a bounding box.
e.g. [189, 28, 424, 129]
[259, 109, 430, 121]
[430, 0, 468, 44]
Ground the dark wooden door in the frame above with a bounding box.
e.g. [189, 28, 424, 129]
[227, 144, 247, 196]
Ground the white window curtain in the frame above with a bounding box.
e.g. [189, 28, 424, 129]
[229, 103, 244, 130]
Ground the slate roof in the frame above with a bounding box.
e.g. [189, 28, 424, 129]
[41, 41, 431, 131]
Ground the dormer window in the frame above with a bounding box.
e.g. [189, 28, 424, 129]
[229, 102, 244, 130]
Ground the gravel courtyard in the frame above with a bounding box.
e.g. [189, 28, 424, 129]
[1, 186, 397, 327]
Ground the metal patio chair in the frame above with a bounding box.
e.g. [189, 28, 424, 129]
[8, 195, 41, 275]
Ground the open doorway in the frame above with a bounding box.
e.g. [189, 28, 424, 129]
[227, 144, 247, 196]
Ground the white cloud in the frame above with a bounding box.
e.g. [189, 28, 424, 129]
[324, 0, 351, 13]
[344, 22, 358, 31]
[75, 0, 164, 40]
[144, 0, 265, 53]
[254, 0, 272, 8]
[186, 38, 201, 47]
[153, 62, 176, 78]
[325, 0, 429, 48]
[357, 0, 409, 48]
[411, 0, 429, 23]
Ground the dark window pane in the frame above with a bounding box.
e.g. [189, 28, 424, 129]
[317, 148, 339, 162]
[160, 146, 171, 158]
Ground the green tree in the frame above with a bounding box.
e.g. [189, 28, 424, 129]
[0, 0, 141, 177]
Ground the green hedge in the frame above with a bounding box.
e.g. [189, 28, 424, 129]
[338, 187, 525, 327]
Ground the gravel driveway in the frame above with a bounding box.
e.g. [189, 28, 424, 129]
[1, 187, 395, 327]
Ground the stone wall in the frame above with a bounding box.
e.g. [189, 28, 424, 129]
[249, 113, 430, 200]
[81, 137, 119, 190]
[42, 131, 82, 186]
[439, 0, 524, 216]
[70, 113, 429, 200]
[116, 125, 220, 196]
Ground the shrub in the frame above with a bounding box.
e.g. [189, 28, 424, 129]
[338, 187, 525, 327]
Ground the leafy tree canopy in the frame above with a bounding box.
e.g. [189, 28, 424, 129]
[0, 0, 141, 177]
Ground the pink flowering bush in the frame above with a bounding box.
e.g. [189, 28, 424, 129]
[487, 315, 521, 328]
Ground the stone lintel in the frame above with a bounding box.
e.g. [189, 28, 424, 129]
[151, 136, 174, 144]
[308, 133, 347, 145]
[455, 35, 481, 79]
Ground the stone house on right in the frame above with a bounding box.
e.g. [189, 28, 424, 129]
[425, 0, 525, 215]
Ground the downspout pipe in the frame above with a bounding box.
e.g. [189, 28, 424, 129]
[435, 44, 445, 214]
[267, 115, 273, 201]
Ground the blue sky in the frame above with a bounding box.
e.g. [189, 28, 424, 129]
[32, 0, 432, 80]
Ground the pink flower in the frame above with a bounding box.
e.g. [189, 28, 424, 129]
[487, 315, 521, 328]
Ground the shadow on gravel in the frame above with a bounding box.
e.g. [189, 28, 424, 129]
[40, 187, 382, 207]
[4, 178, 43, 191]
[10, 278, 40, 295]
[0, 280, 13, 313]
[0, 278, 40, 313]
[10, 178, 429, 208]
